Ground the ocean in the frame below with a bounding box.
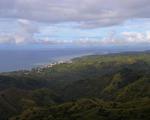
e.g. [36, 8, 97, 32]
[0, 45, 149, 72]
[0, 46, 102, 72]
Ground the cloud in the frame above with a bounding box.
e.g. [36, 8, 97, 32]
[122, 32, 145, 43]
[0, 0, 150, 28]
[0, 34, 14, 44]
[34, 31, 150, 45]
[15, 19, 38, 44]
[104, 31, 150, 45]
[0, 19, 39, 44]
[1, 30, 150, 45]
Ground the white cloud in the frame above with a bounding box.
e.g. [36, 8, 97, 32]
[70, 31, 150, 45]
[122, 32, 150, 43]
[146, 31, 150, 40]
[1, 0, 150, 45]
[0, 0, 150, 28]
[16, 19, 38, 44]
[0, 19, 39, 44]
[0, 19, 150, 46]
[33, 31, 150, 45]
[0, 34, 14, 44]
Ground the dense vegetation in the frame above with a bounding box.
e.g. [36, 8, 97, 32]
[0, 51, 150, 120]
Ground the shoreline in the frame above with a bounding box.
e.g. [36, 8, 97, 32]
[0, 53, 94, 74]
[31, 53, 94, 73]
[1, 49, 150, 74]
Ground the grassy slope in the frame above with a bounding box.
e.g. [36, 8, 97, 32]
[0, 51, 149, 120]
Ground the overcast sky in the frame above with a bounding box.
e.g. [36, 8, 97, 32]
[0, 0, 150, 46]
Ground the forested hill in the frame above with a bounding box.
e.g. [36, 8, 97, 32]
[0, 51, 150, 120]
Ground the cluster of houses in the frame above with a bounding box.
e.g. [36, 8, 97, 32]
[35, 60, 73, 73]
[45, 60, 72, 68]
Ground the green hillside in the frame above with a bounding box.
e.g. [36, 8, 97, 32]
[0, 51, 150, 120]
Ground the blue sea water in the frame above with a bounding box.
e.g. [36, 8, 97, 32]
[0, 46, 99, 72]
[0, 45, 149, 72]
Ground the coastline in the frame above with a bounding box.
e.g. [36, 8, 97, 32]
[32, 53, 94, 73]
[1, 49, 150, 74]
[0, 52, 94, 74]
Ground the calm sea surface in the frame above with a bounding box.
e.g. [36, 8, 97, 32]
[0, 45, 149, 72]
[0, 47, 103, 72]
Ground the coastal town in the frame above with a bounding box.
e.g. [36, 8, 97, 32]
[35, 60, 73, 73]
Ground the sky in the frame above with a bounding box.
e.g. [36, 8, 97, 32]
[0, 0, 150, 49]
